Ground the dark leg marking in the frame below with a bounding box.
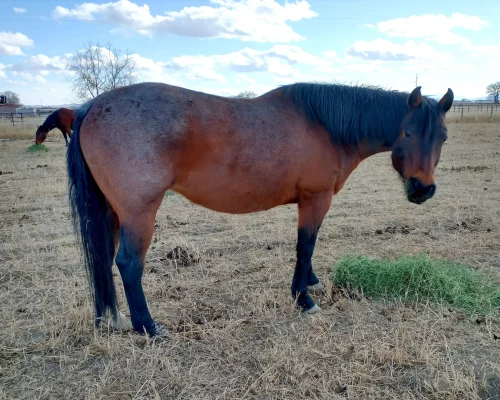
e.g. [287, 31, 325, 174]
[292, 228, 320, 312]
[115, 228, 164, 337]
[305, 233, 320, 287]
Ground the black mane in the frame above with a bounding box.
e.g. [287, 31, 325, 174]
[283, 82, 438, 147]
[40, 109, 59, 131]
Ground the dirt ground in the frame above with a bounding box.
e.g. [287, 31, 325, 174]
[0, 123, 499, 399]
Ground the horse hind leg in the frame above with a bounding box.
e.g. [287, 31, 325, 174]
[114, 200, 166, 337]
[101, 206, 132, 331]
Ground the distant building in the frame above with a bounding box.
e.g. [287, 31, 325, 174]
[0, 104, 18, 114]
[16, 107, 38, 115]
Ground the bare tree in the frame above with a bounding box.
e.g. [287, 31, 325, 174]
[486, 81, 500, 103]
[0, 90, 21, 105]
[235, 91, 257, 98]
[68, 42, 137, 101]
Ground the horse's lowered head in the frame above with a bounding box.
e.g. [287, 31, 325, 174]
[391, 86, 454, 204]
[35, 125, 49, 145]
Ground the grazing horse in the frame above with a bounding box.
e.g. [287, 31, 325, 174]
[67, 82, 453, 337]
[35, 108, 75, 147]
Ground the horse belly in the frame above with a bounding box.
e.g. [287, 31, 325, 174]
[171, 167, 298, 214]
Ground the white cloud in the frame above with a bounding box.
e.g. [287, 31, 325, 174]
[346, 39, 454, 62]
[0, 70, 6, 79]
[374, 13, 489, 44]
[0, 31, 34, 55]
[166, 55, 216, 70]
[186, 67, 226, 83]
[399, 60, 475, 73]
[343, 63, 393, 74]
[322, 50, 337, 59]
[4, 54, 70, 73]
[52, 0, 317, 42]
[164, 45, 336, 83]
[12, 71, 46, 83]
[13, 7, 27, 13]
[462, 44, 500, 68]
[6, 79, 27, 86]
[464, 44, 500, 60]
[129, 54, 183, 86]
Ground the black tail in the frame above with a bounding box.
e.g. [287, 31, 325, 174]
[67, 101, 117, 326]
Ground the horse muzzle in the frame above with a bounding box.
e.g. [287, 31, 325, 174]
[406, 177, 436, 204]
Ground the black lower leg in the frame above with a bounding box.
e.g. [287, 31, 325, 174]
[291, 228, 318, 311]
[64, 133, 68, 147]
[115, 229, 158, 336]
[306, 234, 319, 286]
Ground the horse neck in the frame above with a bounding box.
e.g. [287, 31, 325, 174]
[355, 138, 396, 161]
[42, 113, 58, 130]
[354, 98, 409, 161]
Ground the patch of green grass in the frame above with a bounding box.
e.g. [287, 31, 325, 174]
[332, 254, 500, 317]
[27, 144, 49, 153]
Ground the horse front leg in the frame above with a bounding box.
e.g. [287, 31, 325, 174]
[292, 191, 332, 313]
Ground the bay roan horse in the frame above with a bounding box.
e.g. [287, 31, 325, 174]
[67, 82, 453, 337]
[35, 107, 75, 147]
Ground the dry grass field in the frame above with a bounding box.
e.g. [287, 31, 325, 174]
[0, 122, 499, 399]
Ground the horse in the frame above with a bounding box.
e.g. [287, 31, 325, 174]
[35, 108, 75, 147]
[66, 82, 453, 337]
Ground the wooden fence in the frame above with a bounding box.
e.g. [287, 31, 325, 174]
[0, 111, 53, 126]
[450, 102, 499, 121]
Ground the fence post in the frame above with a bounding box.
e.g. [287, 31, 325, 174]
[20, 113, 24, 125]
[10, 113, 15, 126]
[461, 106, 463, 121]
[491, 107, 494, 119]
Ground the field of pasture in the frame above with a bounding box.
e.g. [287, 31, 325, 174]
[0, 122, 499, 399]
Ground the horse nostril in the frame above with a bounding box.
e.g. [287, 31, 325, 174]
[428, 184, 436, 197]
[407, 177, 419, 192]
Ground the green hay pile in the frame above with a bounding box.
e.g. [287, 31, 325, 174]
[27, 144, 49, 153]
[332, 254, 500, 317]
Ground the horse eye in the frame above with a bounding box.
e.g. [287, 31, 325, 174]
[404, 131, 411, 138]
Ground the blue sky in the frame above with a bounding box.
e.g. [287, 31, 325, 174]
[1, 0, 499, 105]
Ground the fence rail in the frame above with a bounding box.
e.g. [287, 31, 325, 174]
[0, 111, 53, 126]
[450, 102, 499, 121]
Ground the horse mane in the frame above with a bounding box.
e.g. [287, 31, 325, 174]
[40, 109, 59, 131]
[282, 82, 438, 147]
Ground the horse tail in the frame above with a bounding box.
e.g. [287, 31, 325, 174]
[67, 101, 117, 326]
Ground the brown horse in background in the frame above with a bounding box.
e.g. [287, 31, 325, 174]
[35, 108, 75, 147]
[67, 82, 453, 337]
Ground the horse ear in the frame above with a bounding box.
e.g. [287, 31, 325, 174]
[408, 86, 422, 109]
[439, 88, 454, 113]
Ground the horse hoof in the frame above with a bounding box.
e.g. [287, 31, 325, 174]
[112, 311, 133, 331]
[307, 282, 324, 292]
[149, 322, 168, 338]
[302, 304, 322, 315]
[101, 309, 133, 331]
